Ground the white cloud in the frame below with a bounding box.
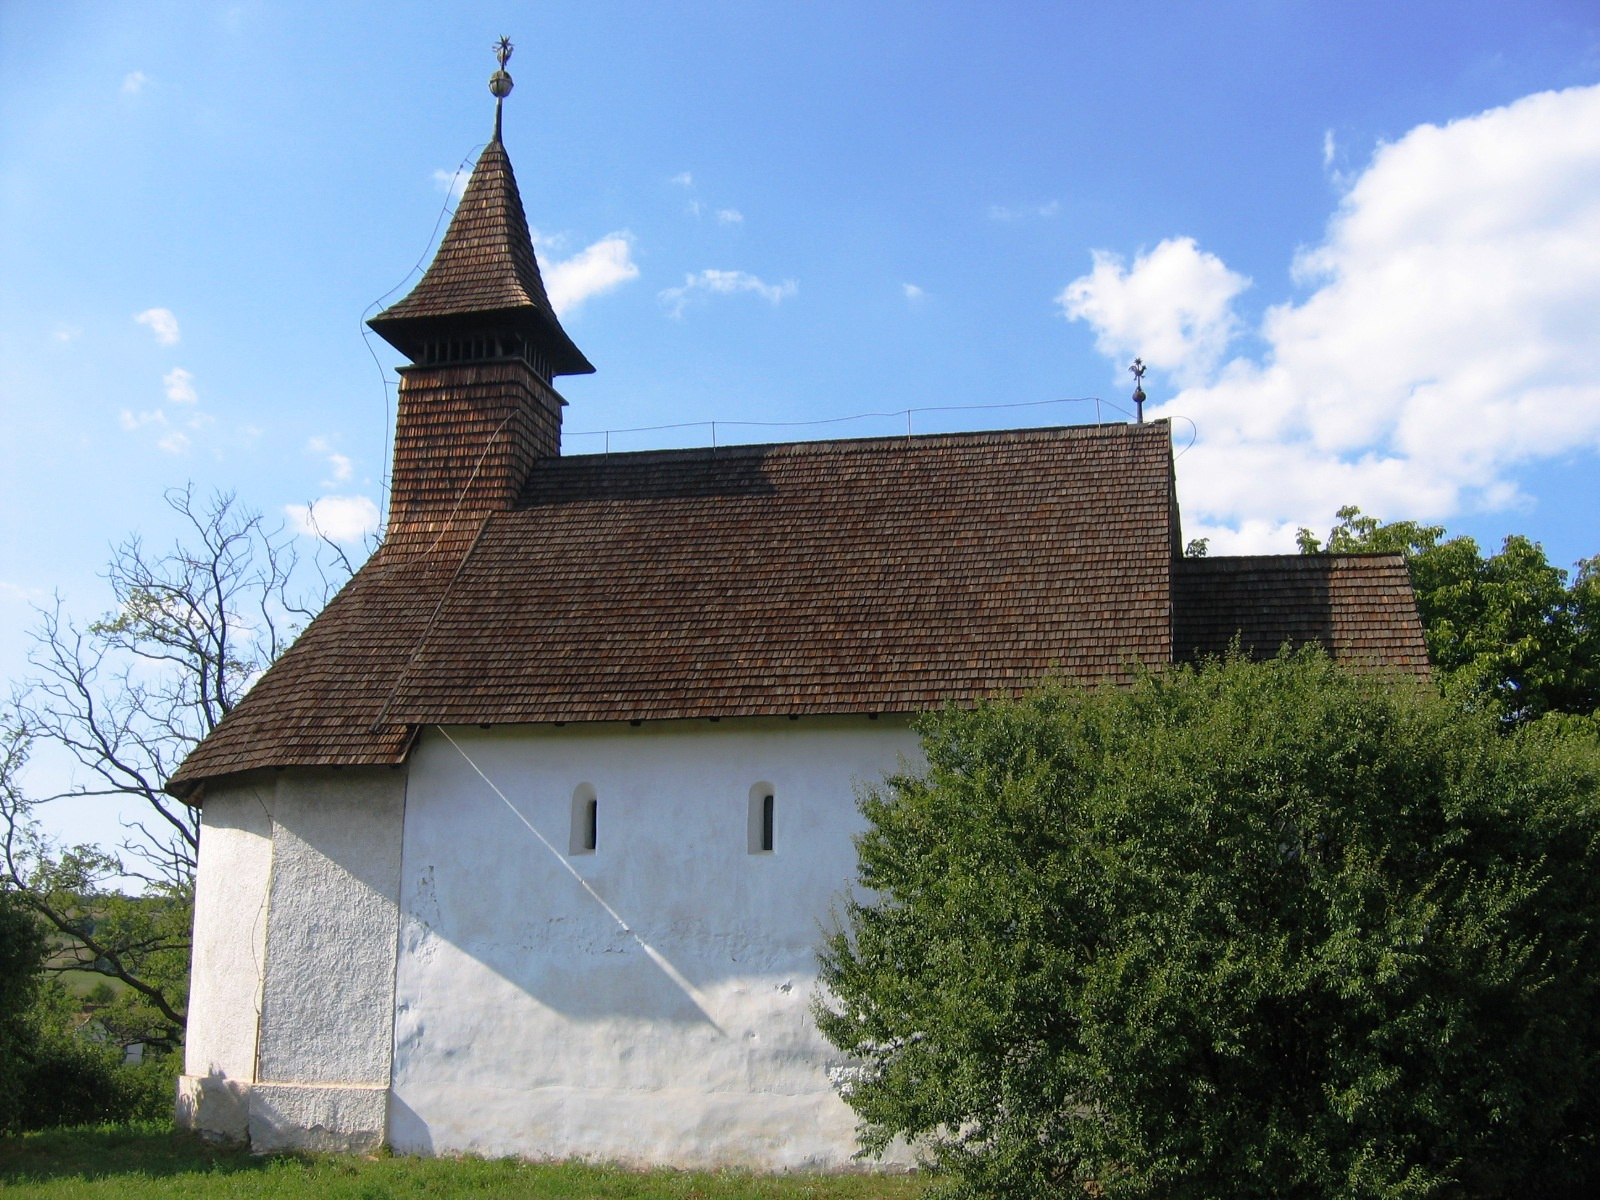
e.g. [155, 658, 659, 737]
[1062, 83, 1600, 551]
[545, 234, 640, 317]
[120, 408, 165, 431]
[135, 307, 180, 345]
[903, 283, 926, 302]
[1058, 237, 1250, 385]
[670, 171, 694, 187]
[1321, 128, 1355, 187]
[307, 436, 355, 484]
[285, 496, 381, 544]
[989, 200, 1060, 221]
[0, 581, 48, 605]
[716, 208, 744, 225]
[157, 431, 191, 455]
[163, 367, 198, 404]
[659, 269, 798, 318]
[432, 168, 469, 203]
[52, 324, 82, 343]
[122, 71, 148, 95]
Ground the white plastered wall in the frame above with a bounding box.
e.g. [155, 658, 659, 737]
[178, 766, 408, 1150]
[388, 718, 921, 1169]
[177, 776, 275, 1140]
[249, 767, 407, 1151]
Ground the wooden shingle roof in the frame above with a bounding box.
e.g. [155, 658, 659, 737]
[1174, 554, 1430, 670]
[168, 422, 1431, 796]
[169, 421, 1178, 791]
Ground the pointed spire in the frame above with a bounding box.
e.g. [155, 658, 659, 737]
[367, 37, 593, 379]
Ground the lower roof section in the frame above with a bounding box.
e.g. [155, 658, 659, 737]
[1174, 554, 1430, 670]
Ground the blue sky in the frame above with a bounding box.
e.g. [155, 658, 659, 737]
[3, 1, 1599, 849]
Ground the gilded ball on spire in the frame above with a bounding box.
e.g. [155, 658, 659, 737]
[490, 35, 514, 98]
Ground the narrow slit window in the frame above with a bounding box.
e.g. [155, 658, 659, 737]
[570, 784, 598, 855]
[748, 783, 776, 855]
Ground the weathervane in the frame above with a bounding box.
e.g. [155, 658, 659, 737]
[490, 36, 515, 139]
[1129, 357, 1147, 424]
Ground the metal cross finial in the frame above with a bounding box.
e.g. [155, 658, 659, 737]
[1129, 358, 1147, 425]
[495, 36, 514, 69]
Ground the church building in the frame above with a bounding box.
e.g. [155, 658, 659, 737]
[169, 56, 1429, 1167]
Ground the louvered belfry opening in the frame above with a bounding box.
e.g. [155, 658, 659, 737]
[368, 127, 593, 554]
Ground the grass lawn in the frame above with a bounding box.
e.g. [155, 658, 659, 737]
[0, 1123, 931, 1200]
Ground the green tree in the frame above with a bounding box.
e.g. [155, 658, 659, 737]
[1298, 505, 1600, 719]
[817, 651, 1600, 1199]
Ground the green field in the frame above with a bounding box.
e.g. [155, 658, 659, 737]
[0, 1124, 930, 1200]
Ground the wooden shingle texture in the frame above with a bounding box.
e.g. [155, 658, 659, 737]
[388, 421, 1176, 725]
[1174, 554, 1429, 671]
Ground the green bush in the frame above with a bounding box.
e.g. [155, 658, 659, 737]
[0, 891, 179, 1134]
[0, 890, 48, 1133]
[817, 650, 1600, 1199]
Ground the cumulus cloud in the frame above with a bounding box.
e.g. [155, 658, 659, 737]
[717, 208, 744, 225]
[285, 496, 381, 544]
[163, 367, 197, 404]
[306, 436, 354, 484]
[1058, 237, 1250, 385]
[659, 269, 798, 318]
[157, 431, 190, 454]
[432, 167, 469, 203]
[119, 408, 165, 430]
[122, 71, 148, 95]
[670, 171, 693, 187]
[545, 234, 640, 316]
[1062, 83, 1600, 553]
[903, 283, 926, 302]
[135, 307, 180, 345]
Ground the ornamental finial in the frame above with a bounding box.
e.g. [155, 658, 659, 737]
[1129, 357, 1147, 425]
[490, 36, 514, 139]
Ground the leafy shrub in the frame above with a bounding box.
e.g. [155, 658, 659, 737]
[817, 650, 1600, 1199]
[0, 890, 48, 1133]
[0, 891, 179, 1134]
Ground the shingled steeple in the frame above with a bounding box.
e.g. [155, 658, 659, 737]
[370, 39, 589, 554]
[367, 50, 592, 379]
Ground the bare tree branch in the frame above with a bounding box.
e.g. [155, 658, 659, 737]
[1, 487, 355, 1050]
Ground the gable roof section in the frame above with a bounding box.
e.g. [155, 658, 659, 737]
[170, 421, 1176, 791]
[1173, 554, 1429, 671]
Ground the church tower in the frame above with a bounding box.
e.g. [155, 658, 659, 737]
[367, 39, 591, 554]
